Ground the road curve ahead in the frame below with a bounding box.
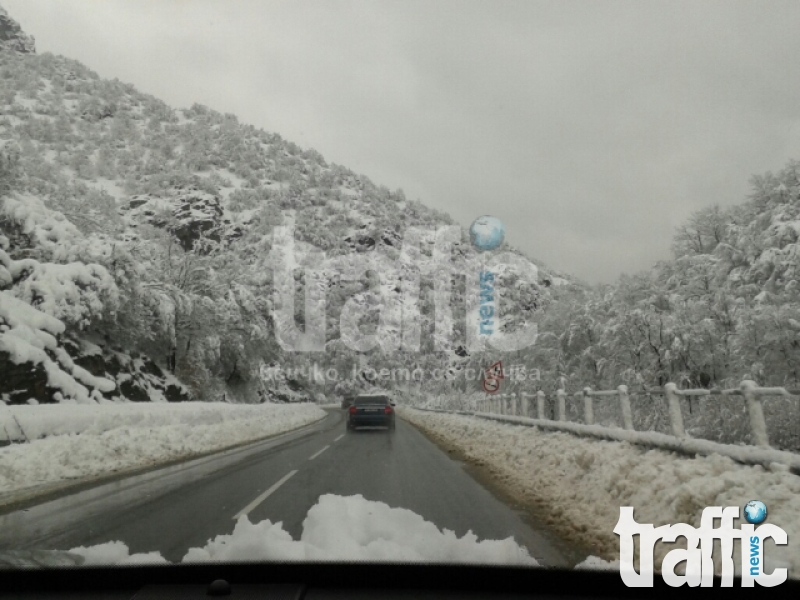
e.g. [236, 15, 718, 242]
[0, 409, 570, 566]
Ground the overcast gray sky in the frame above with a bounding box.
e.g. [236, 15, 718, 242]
[5, 0, 800, 283]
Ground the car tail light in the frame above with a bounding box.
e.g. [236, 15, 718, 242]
[384, 406, 393, 414]
[349, 406, 357, 414]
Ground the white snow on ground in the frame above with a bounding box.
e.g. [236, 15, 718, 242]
[398, 408, 800, 579]
[90, 178, 126, 201]
[215, 168, 247, 199]
[474, 412, 800, 471]
[68, 494, 538, 566]
[0, 403, 325, 498]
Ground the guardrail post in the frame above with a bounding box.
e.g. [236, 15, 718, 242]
[556, 388, 566, 421]
[618, 385, 633, 430]
[741, 380, 770, 447]
[537, 391, 546, 420]
[664, 383, 686, 437]
[583, 387, 594, 425]
[510, 393, 517, 416]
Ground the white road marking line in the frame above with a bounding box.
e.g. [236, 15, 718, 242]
[308, 445, 330, 460]
[233, 470, 297, 520]
[334, 434, 345, 442]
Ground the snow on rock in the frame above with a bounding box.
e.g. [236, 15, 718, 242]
[0, 5, 36, 54]
[5, 254, 118, 328]
[0, 402, 325, 498]
[0, 291, 105, 404]
[68, 344, 191, 404]
[0, 196, 119, 328]
[0, 193, 184, 405]
[0, 290, 64, 338]
[68, 494, 539, 566]
[398, 408, 800, 578]
[0, 309, 190, 405]
[121, 188, 238, 251]
[0, 196, 81, 262]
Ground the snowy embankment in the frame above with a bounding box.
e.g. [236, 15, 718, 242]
[68, 494, 539, 566]
[398, 408, 800, 578]
[0, 402, 325, 501]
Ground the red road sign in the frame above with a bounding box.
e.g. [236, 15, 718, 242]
[483, 377, 500, 394]
[485, 360, 504, 380]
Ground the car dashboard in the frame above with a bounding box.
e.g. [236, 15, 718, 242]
[2, 563, 796, 599]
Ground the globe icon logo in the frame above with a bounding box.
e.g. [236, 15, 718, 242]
[744, 500, 767, 524]
[469, 215, 505, 251]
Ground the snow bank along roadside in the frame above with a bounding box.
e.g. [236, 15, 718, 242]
[68, 494, 538, 565]
[398, 408, 800, 578]
[0, 402, 326, 499]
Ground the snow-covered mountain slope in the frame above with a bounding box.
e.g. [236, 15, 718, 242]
[0, 6, 565, 405]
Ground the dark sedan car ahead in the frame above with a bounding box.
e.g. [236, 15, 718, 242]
[347, 395, 395, 432]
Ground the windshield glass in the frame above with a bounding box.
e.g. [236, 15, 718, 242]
[0, 0, 798, 586]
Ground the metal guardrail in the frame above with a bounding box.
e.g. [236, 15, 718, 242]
[413, 380, 800, 471]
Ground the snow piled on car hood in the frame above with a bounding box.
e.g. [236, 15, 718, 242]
[63, 494, 538, 566]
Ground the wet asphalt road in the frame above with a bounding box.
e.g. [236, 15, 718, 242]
[0, 409, 569, 565]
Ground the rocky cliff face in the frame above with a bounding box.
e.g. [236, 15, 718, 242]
[0, 6, 35, 54]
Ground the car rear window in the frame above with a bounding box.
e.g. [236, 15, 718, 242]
[354, 396, 389, 406]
